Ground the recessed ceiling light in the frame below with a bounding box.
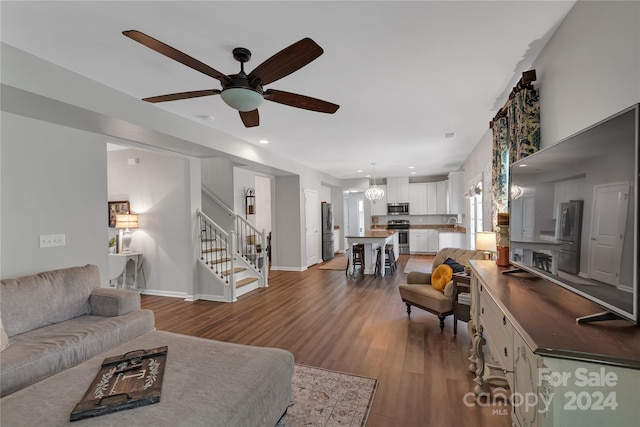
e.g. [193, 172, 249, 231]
[258, 139, 269, 144]
[445, 132, 455, 138]
[519, 164, 527, 167]
[357, 169, 363, 173]
[365, 174, 371, 178]
[408, 166, 415, 169]
[410, 171, 417, 175]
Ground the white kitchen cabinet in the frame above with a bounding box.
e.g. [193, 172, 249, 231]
[426, 229, 439, 252]
[409, 230, 426, 253]
[386, 177, 410, 203]
[436, 181, 447, 214]
[409, 182, 445, 215]
[370, 184, 387, 216]
[447, 171, 465, 214]
[425, 183, 437, 214]
[410, 229, 438, 253]
[409, 183, 427, 215]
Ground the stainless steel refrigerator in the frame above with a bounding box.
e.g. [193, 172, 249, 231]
[556, 200, 583, 274]
[321, 202, 334, 261]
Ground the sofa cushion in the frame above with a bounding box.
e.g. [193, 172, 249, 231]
[0, 309, 155, 397]
[89, 288, 141, 317]
[399, 284, 453, 313]
[0, 265, 100, 337]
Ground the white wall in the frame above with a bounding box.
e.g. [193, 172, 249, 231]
[1, 113, 108, 282]
[107, 148, 195, 297]
[533, 1, 640, 147]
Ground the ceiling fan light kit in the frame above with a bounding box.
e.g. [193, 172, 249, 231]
[220, 87, 264, 112]
[123, 30, 339, 127]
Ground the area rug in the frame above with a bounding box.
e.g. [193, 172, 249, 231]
[277, 364, 378, 427]
[403, 257, 433, 274]
[318, 255, 348, 270]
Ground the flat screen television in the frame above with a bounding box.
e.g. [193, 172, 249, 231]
[508, 104, 639, 324]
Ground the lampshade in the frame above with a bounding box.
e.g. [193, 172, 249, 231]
[476, 231, 497, 252]
[115, 214, 139, 230]
[220, 88, 264, 112]
[365, 163, 385, 203]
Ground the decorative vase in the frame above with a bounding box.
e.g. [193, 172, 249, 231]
[496, 246, 510, 266]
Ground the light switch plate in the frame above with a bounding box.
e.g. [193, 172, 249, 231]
[39, 234, 66, 248]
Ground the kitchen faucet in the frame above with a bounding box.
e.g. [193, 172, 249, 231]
[447, 216, 458, 225]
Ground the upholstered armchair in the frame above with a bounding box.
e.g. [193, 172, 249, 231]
[399, 247, 484, 332]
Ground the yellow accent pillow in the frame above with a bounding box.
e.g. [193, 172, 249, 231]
[431, 264, 453, 291]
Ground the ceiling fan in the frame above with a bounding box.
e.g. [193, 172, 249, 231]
[123, 30, 340, 128]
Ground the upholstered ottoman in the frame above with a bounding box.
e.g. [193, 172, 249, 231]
[0, 331, 294, 427]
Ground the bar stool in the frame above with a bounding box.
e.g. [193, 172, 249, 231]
[352, 244, 365, 275]
[375, 244, 397, 276]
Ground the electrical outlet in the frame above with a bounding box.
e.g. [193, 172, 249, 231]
[39, 234, 66, 248]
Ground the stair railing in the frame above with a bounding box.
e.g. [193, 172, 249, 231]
[200, 186, 268, 294]
[198, 211, 236, 298]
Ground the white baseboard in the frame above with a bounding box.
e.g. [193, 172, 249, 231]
[141, 289, 189, 299]
[194, 293, 231, 303]
[270, 265, 308, 272]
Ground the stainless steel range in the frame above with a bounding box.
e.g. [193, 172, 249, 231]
[387, 219, 410, 254]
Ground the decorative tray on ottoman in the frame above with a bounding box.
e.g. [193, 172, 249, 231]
[70, 346, 168, 422]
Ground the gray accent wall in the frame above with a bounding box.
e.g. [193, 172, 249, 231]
[1, 113, 108, 282]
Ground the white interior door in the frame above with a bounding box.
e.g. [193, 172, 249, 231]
[589, 182, 629, 285]
[304, 189, 319, 267]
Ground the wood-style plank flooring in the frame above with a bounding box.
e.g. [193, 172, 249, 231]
[141, 255, 511, 427]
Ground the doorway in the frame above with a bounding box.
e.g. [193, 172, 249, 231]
[588, 182, 629, 285]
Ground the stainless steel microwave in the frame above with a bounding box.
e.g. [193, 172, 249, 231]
[387, 203, 409, 215]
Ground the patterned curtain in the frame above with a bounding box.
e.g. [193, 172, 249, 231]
[491, 117, 509, 231]
[490, 85, 540, 231]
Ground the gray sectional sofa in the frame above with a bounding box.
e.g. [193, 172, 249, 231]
[0, 264, 155, 397]
[0, 264, 294, 426]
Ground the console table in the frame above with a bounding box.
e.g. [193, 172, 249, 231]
[108, 252, 143, 291]
[469, 260, 640, 427]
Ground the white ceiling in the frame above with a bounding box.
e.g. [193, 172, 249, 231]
[1, 1, 575, 180]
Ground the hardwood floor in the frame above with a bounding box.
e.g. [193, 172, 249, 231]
[141, 255, 511, 427]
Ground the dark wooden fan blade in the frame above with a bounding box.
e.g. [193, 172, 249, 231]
[142, 89, 221, 103]
[123, 30, 230, 84]
[264, 89, 339, 114]
[248, 38, 323, 87]
[240, 110, 259, 127]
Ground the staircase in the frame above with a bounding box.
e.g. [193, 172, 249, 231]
[197, 204, 268, 302]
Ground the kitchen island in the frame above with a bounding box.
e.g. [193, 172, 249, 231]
[346, 230, 398, 276]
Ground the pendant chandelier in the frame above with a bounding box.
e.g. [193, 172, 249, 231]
[365, 163, 385, 203]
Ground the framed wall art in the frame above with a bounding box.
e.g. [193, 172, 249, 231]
[108, 201, 130, 227]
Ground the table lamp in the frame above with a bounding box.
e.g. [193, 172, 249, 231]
[115, 214, 138, 253]
[476, 231, 497, 260]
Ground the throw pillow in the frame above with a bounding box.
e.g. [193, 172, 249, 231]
[431, 264, 453, 291]
[443, 257, 465, 273]
[0, 312, 9, 352]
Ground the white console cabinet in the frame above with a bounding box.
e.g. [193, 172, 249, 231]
[469, 261, 640, 427]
